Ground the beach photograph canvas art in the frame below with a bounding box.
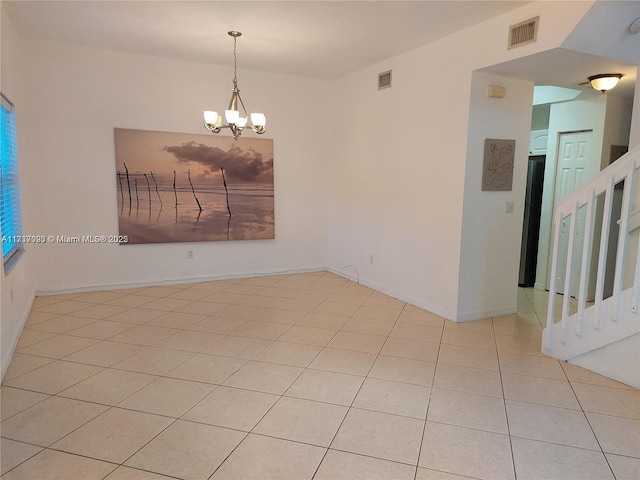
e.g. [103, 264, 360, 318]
[114, 128, 274, 244]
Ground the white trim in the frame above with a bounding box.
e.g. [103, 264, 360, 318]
[1, 292, 35, 382]
[325, 267, 511, 323]
[454, 306, 518, 323]
[326, 267, 458, 320]
[34, 265, 327, 296]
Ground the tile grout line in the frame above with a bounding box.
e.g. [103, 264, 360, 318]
[413, 308, 445, 480]
[562, 362, 619, 479]
[309, 286, 376, 479]
[309, 286, 395, 479]
[494, 310, 519, 480]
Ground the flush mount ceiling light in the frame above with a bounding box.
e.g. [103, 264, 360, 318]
[588, 74, 623, 93]
[204, 31, 266, 140]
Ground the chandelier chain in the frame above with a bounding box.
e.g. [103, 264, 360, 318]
[233, 35, 238, 86]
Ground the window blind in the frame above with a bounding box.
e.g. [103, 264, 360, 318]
[1, 93, 22, 264]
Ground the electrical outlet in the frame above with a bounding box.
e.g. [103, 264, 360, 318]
[187, 250, 193, 259]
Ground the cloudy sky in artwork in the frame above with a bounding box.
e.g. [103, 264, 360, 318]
[114, 128, 273, 185]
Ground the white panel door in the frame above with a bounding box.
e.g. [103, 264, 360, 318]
[552, 131, 593, 297]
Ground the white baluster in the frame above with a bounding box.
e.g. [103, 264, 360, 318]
[561, 203, 579, 344]
[593, 176, 615, 330]
[611, 162, 635, 322]
[577, 189, 596, 336]
[545, 212, 563, 352]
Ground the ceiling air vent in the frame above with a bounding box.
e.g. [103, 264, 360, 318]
[378, 70, 392, 90]
[508, 16, 539, 49]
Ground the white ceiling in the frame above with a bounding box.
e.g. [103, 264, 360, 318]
[2, 0, 638, 97]
[481, 0, 640, 98]
[3, 0, 531, 79]
[481, 48, 638, 98]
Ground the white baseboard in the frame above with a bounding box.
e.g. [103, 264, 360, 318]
[328, 267, 518, 322]
[4, 267, 326, 380]
[1, 292, 36, 382]
[327, 267, 458, 322]
[534, 282, 547, 291]
[454, 306, 519, 322]
[35, 265, 327, 296]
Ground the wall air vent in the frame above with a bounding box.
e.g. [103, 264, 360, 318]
[508, 16, 539, 49]
[378, 70, 392, 90]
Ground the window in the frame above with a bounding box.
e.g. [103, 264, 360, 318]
[1, 92, 22, 266]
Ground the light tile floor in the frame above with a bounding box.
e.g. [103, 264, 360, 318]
[1, 272, 639, 479]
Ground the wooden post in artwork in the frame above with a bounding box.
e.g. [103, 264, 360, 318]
[150, 171, 162, 207]
[173, 170, 178, 208]
[123, 163, 132, 208]
[117, 169, 124, 203]
[143, 173, 152, 208]
[220, 166, 232, 217]
[187, 169, 203, 212]
[134, 178, 139, 206]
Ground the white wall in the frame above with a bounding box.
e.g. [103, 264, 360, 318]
[326, 42, 471, 320]
[561, 0, 640, 66]
[601, 94, 633, 168]
[533, 86, 581, 106]
[457, 72, 534, 320]
[0, 6, 38, 379]
[327, 1, 592, 320]
[17, 40, 331, 293]
[531, 104, 550, 131]
[630, 74, 640, 150]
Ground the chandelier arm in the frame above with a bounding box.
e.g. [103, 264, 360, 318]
[237, 92, 250, 119]
[204, 123, 221, 134]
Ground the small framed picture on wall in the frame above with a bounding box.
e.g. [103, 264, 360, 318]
[482, 138, 515, 191]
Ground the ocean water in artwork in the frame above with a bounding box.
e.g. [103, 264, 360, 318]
[117, 184, 274, 243]
[114, 128, 274, 244]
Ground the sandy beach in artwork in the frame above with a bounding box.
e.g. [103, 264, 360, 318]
[114, 128, 274, 244]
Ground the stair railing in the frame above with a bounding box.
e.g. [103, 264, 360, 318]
[544, 146, 639, 351]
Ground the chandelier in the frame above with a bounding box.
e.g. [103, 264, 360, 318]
[204, 31, 266, 140]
